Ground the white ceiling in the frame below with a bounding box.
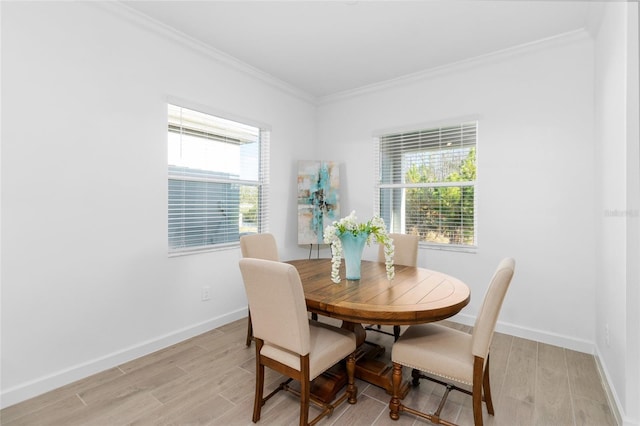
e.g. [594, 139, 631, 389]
[124, 1, 595, 99]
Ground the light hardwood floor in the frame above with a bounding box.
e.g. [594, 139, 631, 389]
[1, 318, 617, 426]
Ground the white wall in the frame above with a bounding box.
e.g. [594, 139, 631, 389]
[0, 2, 316, 407]
[594, 3, 640, 425]
[316, 32, 597, 351]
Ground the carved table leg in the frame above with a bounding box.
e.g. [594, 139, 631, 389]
[389, 362, 402, 420]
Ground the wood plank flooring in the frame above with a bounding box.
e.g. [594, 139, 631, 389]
[1, 318, 617, 425]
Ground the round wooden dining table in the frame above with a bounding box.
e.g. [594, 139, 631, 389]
[285, 258, 471, 400]
[287, 258, 470, 329]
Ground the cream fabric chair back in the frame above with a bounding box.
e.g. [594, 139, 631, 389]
[239, 258, 310, 356]
[471, 258, 516, 359]
[240, 233, 279, 261]
[378, 233, 419, 267]
[372, 233, 420, 341]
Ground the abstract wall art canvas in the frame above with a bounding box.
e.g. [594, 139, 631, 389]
[297, 160, 340, 244]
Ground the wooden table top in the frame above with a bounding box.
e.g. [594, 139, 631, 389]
[286, 259, 470, 325]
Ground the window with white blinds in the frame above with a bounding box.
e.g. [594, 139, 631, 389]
[375, 121, 477, 248]
[168, 104, 269, 253]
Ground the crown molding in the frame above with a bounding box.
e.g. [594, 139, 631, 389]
[93, 1, 316, 105]
[91, 2, 592, 109]
[318, 28, 592, 106]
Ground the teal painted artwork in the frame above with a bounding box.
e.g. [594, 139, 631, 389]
[297, 161, 340, 244]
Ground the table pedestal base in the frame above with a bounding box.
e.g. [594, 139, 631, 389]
[309, 363, 348, 404]
[354, 341, 410, 398]
[311, 341, 410, 404]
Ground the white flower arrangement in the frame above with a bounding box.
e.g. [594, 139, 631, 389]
[323, 211, 395, 283]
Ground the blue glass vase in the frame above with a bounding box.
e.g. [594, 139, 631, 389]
[339, 232, 369, 280]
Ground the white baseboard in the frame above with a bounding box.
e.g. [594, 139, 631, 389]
[594, 347, 638, 426]
[0, 309, 247, 409]
[454, 313, 595, 354]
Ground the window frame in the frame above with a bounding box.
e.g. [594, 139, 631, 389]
[167, 101, 270, 256]
[374, 119, 478, 252]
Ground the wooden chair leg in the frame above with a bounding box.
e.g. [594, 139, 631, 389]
[253, 340, 264, 422]
[392, 357, 492, 425]
[346, 352, 358, 404]
[389, 362, 402, 420]
[411, 368, 421, 386]
[246, 309, 253, 347]
[393, 325, 401, 341]
[483, 354, 494, 415]
[299, 355, 310, 426]
[472, 356, 485, 426]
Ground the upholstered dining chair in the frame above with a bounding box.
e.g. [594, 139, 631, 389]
[239, 258, 358, 426]
[389, 258, 515, 426]
[367, 233, 420, 341]
[240, 233, 279, 346]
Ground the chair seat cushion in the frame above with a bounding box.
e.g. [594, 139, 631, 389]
[262, 321, 356, 380]
[392, 323, 474, 386]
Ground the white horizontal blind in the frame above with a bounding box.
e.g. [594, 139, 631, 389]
[376, 122, 477, 247]
[168, 104, 269, 253]
[258, 129, 270, 234]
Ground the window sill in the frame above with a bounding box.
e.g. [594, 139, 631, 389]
[420, 243, 477, 254]
[168, 242, 239, 257]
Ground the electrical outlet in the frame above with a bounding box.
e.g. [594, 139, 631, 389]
[605, 324, 610, 347]
[201, 286, 211, 301]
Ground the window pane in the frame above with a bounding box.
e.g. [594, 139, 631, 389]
[380, 186, 475, 245]
[380, 123, 476, 185]
[239, 184, 259, 235]
[169, 178, 240, 249]
[168, 105, 260, 182]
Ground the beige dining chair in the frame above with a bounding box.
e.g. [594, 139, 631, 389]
[367, 233, 420, 341]
[239, 258, 358, 426]
[240, 233, 279, 346]
[389, 258, 515, 426]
